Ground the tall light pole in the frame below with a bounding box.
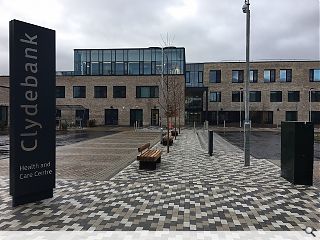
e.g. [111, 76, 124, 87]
[242, 0, 251, 166]
[309, 88, 314, 122]
[240, 87, 243, 128]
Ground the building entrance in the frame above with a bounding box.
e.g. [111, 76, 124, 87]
[0, 106, 8, 126]
[130, 109, 143, 127]
[151, 109, 159, 126]
[105, 109, 118, 125]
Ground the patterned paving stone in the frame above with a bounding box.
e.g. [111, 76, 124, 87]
[0, 130, 319, 231]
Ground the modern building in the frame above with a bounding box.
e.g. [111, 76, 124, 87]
[185, 61, 320, 126]
[0, 46, 319, 128]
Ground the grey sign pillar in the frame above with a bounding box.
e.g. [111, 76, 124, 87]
[9, 20, 56, 206]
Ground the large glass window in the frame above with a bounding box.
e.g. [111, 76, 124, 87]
[94, 86, 107, 98]
[103, 62, 112, 75]
[113, 86, 126, 98]
[128, 62, 139, 75]
[115, 62, 124, 75]
[250, 70, 258, 83]
[209, 70, 221, 83]
[136, 86, 159, 98]
[185, 63, 203, 87]
[280, 69, 292, 82]
[310, 91, 320, 102]
[232, 91, 244, 102]
[288, 91, 300, 102]
[232, 70, 244, 83]
[143, 62, 152, 75]
[73, 86, 86, 98]
[264, 69, 275, 82]
[210, 92, 221, 102]
[91, 62, 99, 75]
[310, 69, 320, 82]
[74, 48, 185, 76]
[249, 91, 261, 102]
[270, 91, 282, 102]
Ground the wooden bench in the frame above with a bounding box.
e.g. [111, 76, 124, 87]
[137, 143, 161, 170]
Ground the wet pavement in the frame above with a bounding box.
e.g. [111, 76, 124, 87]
[0, 130, 120, 160]
[0, 129, 319, 231]
[214, 129, 320, 188]
[215, 130, 320, 161]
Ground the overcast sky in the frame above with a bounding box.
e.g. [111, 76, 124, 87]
[0, 0, 319, 75]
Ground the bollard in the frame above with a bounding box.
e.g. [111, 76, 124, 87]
[208, 130, 213, 156]
[194, 121, 196, 132]
[223, 120, 226, 129]
[160, 127, 163, 142]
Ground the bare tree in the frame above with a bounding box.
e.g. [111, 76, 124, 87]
[158, 70, 176, 153]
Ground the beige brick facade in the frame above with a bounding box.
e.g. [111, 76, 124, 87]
[0, 75, 185, 127]
[203, 60, 320, 125]
[1, 60, 319, 127]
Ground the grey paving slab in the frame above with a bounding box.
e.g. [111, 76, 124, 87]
[0, 130, 319, 231]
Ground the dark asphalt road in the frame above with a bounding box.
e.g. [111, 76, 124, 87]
[216, 131, 320, 161]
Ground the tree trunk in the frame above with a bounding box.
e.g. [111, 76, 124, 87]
[167, 115, 170, 153]
[178, 108, 181, 134]
[174, 115, 177, 140]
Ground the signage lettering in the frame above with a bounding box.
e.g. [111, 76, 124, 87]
[9, 19, 56, 207]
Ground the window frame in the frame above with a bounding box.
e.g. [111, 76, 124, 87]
[136, 86, 159, 98]
[288, 91, 300, 102]
[270, 91, 282, 102]
[56, 86, 65, 98]
[209, 91, 221, 102]
[94, 86, 107, 98]
[113, 86, 126, 98]
[73, 86, 86, 98]
[232, 70, 244, 83]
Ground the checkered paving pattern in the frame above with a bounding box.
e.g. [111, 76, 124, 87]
[0, 130, 319, 231]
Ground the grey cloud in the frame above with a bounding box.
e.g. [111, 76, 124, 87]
[0, 0, 319, 75]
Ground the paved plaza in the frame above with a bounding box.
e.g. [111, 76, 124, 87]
[0, 129, 319, 231]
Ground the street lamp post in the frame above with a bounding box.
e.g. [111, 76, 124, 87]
[240, 87, 243, 128]
[309, 88, 314, 122]
[242, 0, 251, 166]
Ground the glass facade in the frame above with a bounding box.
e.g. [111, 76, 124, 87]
[186, 63, 204, 87]
[74, 47, 185, 76]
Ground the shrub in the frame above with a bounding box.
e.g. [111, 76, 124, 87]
[61, 122, 68, 130]
[0, 121, 6, 131]
[88, 119, 96, 127]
